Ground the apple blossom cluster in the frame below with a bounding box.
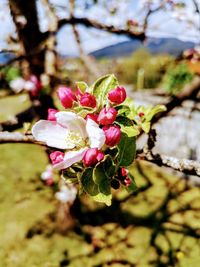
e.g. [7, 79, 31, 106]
[32, 74, 165, 205]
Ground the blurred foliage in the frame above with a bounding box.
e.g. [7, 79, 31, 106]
[0, 65, 21, 90]
[161, 63, 194, 95]
[109, 48, 174, 89]
[2, 65, 21, 82]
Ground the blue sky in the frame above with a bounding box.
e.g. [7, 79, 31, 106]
[0, 0, 199, 56]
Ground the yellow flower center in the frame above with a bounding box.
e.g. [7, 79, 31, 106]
[66, 131, 87, 148]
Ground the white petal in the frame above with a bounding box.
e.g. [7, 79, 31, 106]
[55, 111, 87, 138]
[32, 120, 75, 149]
[24, 81, 35, 91]
[10, 77, 25, 93]
[41, 170, 52, 180]
[53, 147, 88, 170]
[86, 119, 105, 149]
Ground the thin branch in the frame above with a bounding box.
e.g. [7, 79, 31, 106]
[1, 131, 200, 177]
[0, 131, 45, 146]
[151, 76, 200, 125]
[141, 151, 200, 177]
[57, 16, 145, 41]
[72, 25, 101, 78]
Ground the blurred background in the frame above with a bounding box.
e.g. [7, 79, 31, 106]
[0, 0, 200, 266]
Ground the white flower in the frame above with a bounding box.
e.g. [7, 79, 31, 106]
[32, 111, 105, 170]
[41, 165, 53, 181]
[10, 77, 26, 93]
[10, 77, 37, 93]
[55, 185, 77, 203]
[24, 80, 36, 91]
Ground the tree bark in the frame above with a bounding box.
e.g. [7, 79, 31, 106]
[9, 0, 46, 76]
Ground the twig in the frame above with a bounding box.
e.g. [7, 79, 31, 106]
[0, 131, 45, 146]
[57, 16, 145, 41]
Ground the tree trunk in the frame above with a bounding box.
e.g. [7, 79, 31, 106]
[9, 0, 45, 76]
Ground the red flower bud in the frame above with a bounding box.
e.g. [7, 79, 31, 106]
[121, 167, 128, 177]
[50, 151, 65, 165]
[97, 107, 117, 125]
[103, 125, 121, 146]
[124, 177, 132, 186]
[83, 148, 104, 167]
[108, 86, 126, 104]
[138, 111, 145, 118]
[80, 93, 96, 108]
[85, 113, 98, 123]
[57, 86, 77, 108]
[47, 108, 58, 121]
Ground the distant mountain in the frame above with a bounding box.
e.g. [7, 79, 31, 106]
[90, 37, 195, 58]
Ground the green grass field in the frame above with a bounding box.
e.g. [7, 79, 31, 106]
[0, 94, 200, 267]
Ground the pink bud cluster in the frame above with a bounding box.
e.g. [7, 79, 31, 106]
[50, 85, 127, 168]
[57, 86, 96, 109]
[120, 167, 132, 187]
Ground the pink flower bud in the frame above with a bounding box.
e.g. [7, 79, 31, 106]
[80, 93, 96, 108]
[50, 151, 65, 165]
[108, 86, 126, 104]
[57, 86, 77, 108]
[29, 75, 42, 97]
[121, 167, 128, 177]
[97, 108, 117, 125]
[47, 108, 58, 121]
[124, 177, 132, 186]
[46, 178, 54, 186]
[103, 125, 121, 146]
[83, 148, 104, 167]
[85, 113, 98, 123]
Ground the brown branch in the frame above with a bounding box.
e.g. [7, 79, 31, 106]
[1, 131, 200, 177]
[57, 16, 145, 41]
[0, 131, 45, 146]
[0, 106, 36, 131]
[141, 151, 200, 177]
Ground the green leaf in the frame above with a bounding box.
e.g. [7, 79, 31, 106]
[115, 105, 131, 116]
[117, 133, 136, 167]
[116, 116, 140, 137]
[73, 106, 94, 118]
[82, 168, 99, 196]
[105, 147, 119, 159]
[82, 166, 113, 206]
[76, 81, 88, 93]
[123, 98, 137, 120]
[125, 173, 137, 193]
[120, 125, 140, 137]
[91, 193, 112, 206]
[145, 105, 166, 121]
[93, 155, 115, 195]
[90, 74, 119, 108]
[141, 122, 151, 133]
[116, 116, 133, 126]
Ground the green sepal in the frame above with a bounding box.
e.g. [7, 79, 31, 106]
[76, 81, 88, 93]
